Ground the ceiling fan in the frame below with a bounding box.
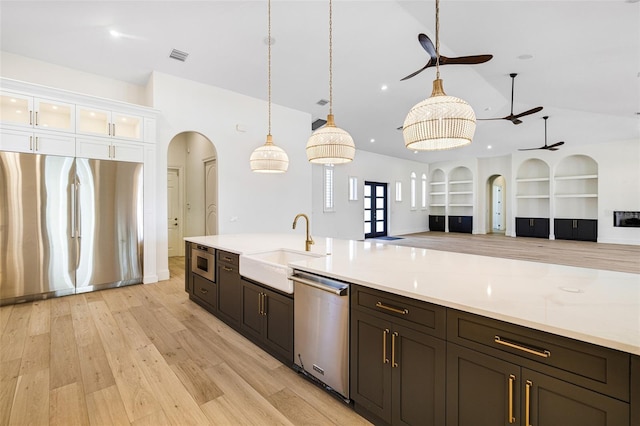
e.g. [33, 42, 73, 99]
[479, 73, 543, 125]
[400, 33, 493, 81]
[519, 116, 564, 151]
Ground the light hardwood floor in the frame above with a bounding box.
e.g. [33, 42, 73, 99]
[0, 257, 370, 426]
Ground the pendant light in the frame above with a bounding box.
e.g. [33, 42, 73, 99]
[250, 0, 289, 173]
[403, 0, 476, 151]
[306, 0, 355, 164]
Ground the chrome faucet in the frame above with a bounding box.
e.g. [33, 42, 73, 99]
[292, 213, 314, 252]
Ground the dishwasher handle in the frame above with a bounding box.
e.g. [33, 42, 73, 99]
[292, 275, 348, 296]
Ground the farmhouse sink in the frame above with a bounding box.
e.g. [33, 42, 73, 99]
[240, 249, 324, 294]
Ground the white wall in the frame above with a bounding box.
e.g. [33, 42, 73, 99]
[0, 52, 147, 105]
[312, 149, 430, 241]
[150, 72, 313, 279]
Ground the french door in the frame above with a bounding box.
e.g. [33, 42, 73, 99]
[364, 181, 388, 238]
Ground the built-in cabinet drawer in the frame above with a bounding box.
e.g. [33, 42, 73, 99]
[447, 309, 630, 401]
[217, 250, 239, 267]
[192, 274, 217, 310]
[352, 284, 446, 338]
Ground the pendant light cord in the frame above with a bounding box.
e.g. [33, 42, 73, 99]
[329, 0, 333, 116]
[435, 0, 440, 80]
[268, 0, 272, 137]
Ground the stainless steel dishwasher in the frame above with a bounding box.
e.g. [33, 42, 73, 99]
[292, 270, 350, 400]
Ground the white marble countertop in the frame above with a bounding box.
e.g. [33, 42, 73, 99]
[185, 233, 640, 355]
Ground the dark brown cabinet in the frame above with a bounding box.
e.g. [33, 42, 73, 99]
[185, 241, 193, 294]
[240, 278, 293, 364]
[448, 215, 472, 234]
[429, 215, 445, 232]
[216, 250, 242, 329]
[191, 274, 217, 311]
[554, 218, 597, 242]
[515, 217, 550, 238]
[446, 310, 630, 426]
[350, 285, 446, 426]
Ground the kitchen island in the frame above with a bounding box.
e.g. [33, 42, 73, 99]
[185, 233, 639, 426]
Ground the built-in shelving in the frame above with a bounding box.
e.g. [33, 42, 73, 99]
[554, 155, 598, 227]
[516, 159, 550, 220]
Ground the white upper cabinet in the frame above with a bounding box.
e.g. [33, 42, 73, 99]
[1, 91, 75, 132]
[76, 105, 143, 141]
[0, 128, 75, 157]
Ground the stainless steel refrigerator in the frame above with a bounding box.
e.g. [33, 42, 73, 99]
[0, 151, 143, 305]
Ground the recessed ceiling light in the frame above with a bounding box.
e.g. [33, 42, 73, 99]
[487, 145, 492, 150]
[517, 54, 534, 60]
[9, 98, 16, 103]
[413, 150, 418, 154]
[370, 138, 375, 143]
[109, 30, 121, 38]
[484, 106, 492, 112]
[381, 84, 388, 91]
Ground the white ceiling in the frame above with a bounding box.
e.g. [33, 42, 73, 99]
[1, 0, 638, 164]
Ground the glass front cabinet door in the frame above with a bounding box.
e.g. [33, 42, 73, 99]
[0, 92, 75, 132]
[76, 105, 143, 141]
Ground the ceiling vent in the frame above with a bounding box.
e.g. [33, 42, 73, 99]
[312, 118, 327, 131]
[316, 99, 329, 106]
[169, 49, 189, 62]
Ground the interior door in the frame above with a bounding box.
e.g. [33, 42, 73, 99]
[167, 168, 182, 257]
[364, 181, 388, 238]
[204, 159, 217, 235]
[492, 184, 503, 231]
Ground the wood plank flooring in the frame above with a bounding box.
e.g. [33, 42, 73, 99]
[376, 232, 640, 274]
[0, 257, 370, 426]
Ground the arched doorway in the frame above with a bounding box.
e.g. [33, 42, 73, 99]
[167, 131, 217, 257]
[487, 175, 506, 234]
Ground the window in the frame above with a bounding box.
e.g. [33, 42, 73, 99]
[348, 176, 358, 201]
[395, 181, 402, 202]
[324, 165, 334, 212]
[410, 172, 417, 210]
[421, 173, 427, 209]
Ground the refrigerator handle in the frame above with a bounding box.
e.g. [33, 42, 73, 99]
[76, 181, 81, 238]
[71, 182, 76, 238]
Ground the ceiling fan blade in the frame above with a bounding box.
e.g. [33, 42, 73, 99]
[397, 125, 403, 130]
[418, 34, 437, 60]
[518, 147, 543, 151]
[547, 141, 565, 149]
[439, 54, 493, 65]
[477, 117, 508, 121]
[512, 106, 543, 119]
[400, 63, 431, 81]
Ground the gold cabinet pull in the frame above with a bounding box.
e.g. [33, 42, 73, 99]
[223, 266, 233, 272]
[35, 111, 38, 126]
[383, 329, 389, 364]
[262, 293, 267, 316]
[35, 136, 39, 151]
[29, 110, 33, 125]
[258, 292, 262, 314]
[375, 301, 409, 315]
[391, 332, 399, 368]
[29, 136, 33, 151]
[223, 256, 233, 262]
[525, 380, 532, 426]
[199, 288, 208, 294]
[494, 335, 551, 358]
[508, 374, 516, 424]
[112, 123, 116, 137]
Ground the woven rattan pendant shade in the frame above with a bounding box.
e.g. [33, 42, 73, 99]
[403, 79, 475, 151]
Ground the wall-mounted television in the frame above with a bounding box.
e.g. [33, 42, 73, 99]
[613, 211, 640, 228]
